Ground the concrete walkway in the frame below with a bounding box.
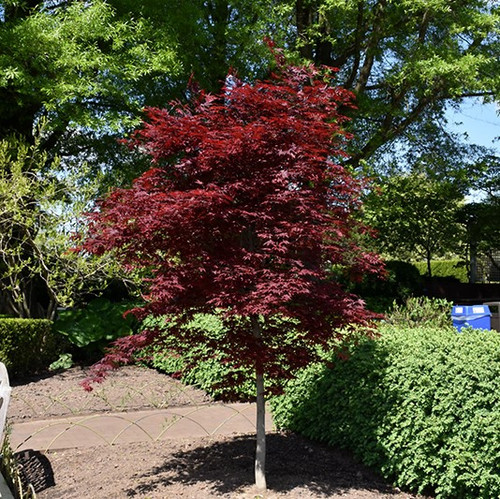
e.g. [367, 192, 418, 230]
[10, 402, 274, 453]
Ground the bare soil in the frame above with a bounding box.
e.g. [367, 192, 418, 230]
[9, 366, 424, 499]
[9, 365, 211, 422]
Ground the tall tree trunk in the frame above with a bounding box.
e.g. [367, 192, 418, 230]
[205, 0, 230, 92]
[255, 369, 266, 491]
[469, 242, 478, 284]
[295, 0, 314, 60]
[251, 315, 266, 491]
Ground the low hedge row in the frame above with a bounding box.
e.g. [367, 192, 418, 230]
[271, 324, 500, 498]
[413, 260, 468, 283]
[349, 260, 424, 312]
[0, 319, 59, 377]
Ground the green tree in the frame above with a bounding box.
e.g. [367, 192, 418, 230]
[289, 0, 500, 167]
[365, 172, 464, 276]
[2, 1, 498, 173]
[110, 0, 287, 94]
[0, 0, 181, 181]
[0, 132, 124, 319]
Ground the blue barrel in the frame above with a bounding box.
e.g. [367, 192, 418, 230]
[451, 305, 491, 332]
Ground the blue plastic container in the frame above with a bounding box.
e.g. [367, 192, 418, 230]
[451, 305, 491, 332]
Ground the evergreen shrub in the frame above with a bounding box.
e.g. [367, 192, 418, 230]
[54, 298, 138, 362]
[414, 260, 468, 282]
[0, 319, 58, 376]
[271, 325, 500, 498]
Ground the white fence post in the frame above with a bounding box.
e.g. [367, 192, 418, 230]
[0, 363, 11, 444]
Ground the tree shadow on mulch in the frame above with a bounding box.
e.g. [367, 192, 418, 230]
[125, 433, 405, 497]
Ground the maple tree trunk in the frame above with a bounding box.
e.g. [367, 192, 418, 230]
[255, 369, 266, 491]
[251, 315, 266, 491]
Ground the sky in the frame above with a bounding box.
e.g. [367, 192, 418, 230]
[447, 100, 499, 202]
[447, 100, 500, 154]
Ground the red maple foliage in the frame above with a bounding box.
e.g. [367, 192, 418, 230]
[80, 55, 383, 391]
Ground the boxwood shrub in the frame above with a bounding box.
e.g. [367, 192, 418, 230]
[271, 324, 500, 498]
[0, 319, 59, 377]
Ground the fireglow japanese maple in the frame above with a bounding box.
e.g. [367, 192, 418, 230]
[81, 49, 383, 490]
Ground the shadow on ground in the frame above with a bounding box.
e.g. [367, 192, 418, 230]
[125, 433, 400, 497]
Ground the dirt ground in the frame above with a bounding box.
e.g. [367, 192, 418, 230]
[9, 366, 424, 499]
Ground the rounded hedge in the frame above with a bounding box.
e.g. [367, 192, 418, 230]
[0, 319, 59, 377]
[349, 260, 423, 313]
[271, 325, 500, 498]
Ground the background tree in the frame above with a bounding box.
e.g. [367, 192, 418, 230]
[289, 0, 499, 169]
[0, 0, 181, 183]
[459, 199, 500, 282]
[110, 0, 287, 94]
[365, 172, 464, 277]
[0, 0, 284, 181]
[0, 132, 123, 319]
[3, 0, 497, 173]
[81, 56, 383, 490]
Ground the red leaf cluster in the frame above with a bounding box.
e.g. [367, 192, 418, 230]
[82, 59, 383, 388]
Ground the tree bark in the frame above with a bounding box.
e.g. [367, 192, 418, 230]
[251, 314, 266, 491]
[426, 249, 432, 278]
[295, 0, 314, 60]
[255, 369, 266, 491]
[205, 0, 230, 91]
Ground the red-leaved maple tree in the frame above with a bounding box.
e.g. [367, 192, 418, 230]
[81, 49, 383, 490]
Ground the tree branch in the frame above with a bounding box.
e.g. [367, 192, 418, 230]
[345, 1, 366, 90]
[448, 91, 497, 99]
[354, 0, 387, 94]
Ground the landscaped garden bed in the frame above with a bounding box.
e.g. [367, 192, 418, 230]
[9, 366, 421, 498]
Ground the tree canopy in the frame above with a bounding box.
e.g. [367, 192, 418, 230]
[0, 0, 181, 185]
[365, 172, 464, 276]
[3, 0, 498, 173]
[291, 0, 500, 168]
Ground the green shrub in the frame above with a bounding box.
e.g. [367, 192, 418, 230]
[271, 325, 500, 498]
[54, 298, 138, 361]
[384, 296, 454, 329]
[350, 260, 423, 313]
[144, 313, 255, 401]
[49, 352, 74, 371]
[0, 319, 59, 376]
[414, 260, 468, 282]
